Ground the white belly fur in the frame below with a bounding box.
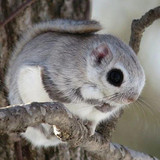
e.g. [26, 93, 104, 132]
[17, 66, 52, 103]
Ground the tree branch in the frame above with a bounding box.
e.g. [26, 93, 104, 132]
[0, 0, 37, 28]
[0, 102, 158, 160]
[129, 6, 160, 54]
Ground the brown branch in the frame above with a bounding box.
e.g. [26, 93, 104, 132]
[0, 102, 158, 160]
[14, 141, 23, 160]
[0, 0, 37, 28]
[129, 6, 160, 54]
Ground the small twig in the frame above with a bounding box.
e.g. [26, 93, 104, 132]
[129, 6, 160, 54]
[0, 0, 37, 28]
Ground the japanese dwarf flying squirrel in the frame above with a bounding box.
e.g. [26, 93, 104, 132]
[5, 19, 145, 147]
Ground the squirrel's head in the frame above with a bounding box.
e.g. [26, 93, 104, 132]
[82, 35, 145, 111]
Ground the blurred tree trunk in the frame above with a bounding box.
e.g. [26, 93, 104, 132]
[0, 0, 92, 159]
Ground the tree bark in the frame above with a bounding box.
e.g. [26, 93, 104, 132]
[129, 6, 160, 54]
[0, 102, 158, 160]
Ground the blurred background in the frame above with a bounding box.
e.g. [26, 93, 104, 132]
[92, 0, 160, 158]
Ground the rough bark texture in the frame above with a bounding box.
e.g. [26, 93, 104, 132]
[0, 102, 158, 160]
[129, 6, 160, 54]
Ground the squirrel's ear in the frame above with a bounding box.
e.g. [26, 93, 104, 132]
[91, 44, 112, 65]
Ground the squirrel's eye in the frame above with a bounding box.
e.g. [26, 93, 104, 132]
[107, 69, 123, 87]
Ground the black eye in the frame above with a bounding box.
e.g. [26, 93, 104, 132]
[107, 69, 123, 87]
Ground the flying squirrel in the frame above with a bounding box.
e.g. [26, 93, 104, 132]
[5, 19, 145, 147]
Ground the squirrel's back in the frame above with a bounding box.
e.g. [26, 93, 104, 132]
[9, 19, 101, 68]
[6, 19, 102, 90]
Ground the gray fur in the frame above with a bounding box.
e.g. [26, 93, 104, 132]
[7, 32, 144, 104]
[5, 19, 145, 147]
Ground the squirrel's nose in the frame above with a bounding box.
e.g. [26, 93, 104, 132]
[126, 95, 138, 103]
